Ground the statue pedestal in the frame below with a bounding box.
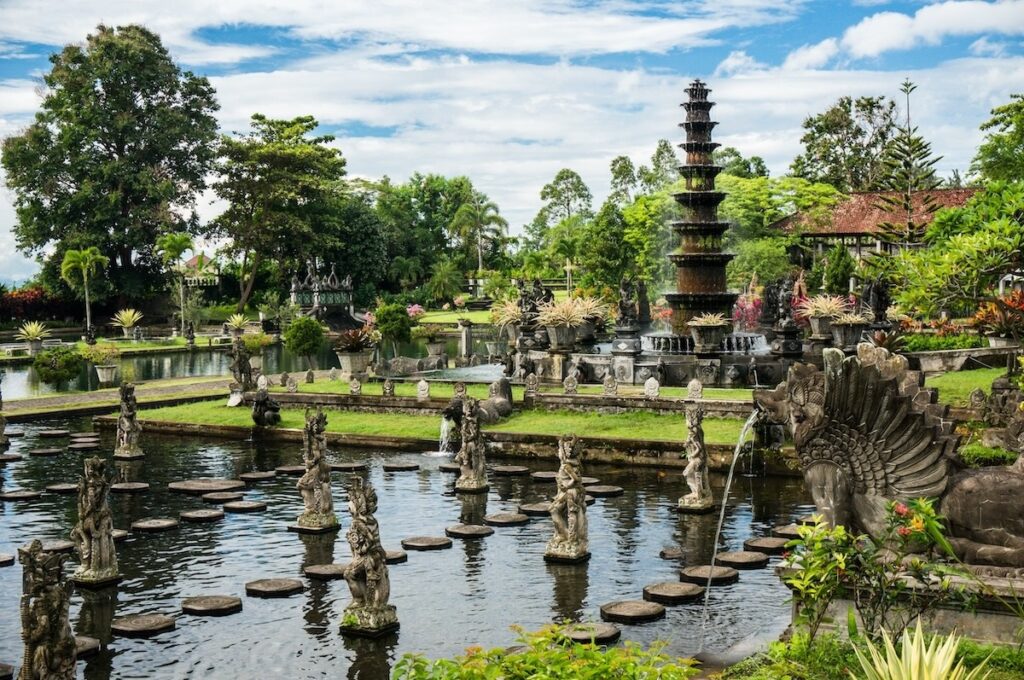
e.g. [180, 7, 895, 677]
[71, 571, 122, 589]
[676, 499, 717, 515]
[543, 547, 591, 564]
[770, 320, 804, 359]
[288, 522, 340, 535]
[113, 449, 144, 461]
[340, 604, 400, 638]
[455, 480, 489, 495]
[611, 325, 642, 356]
[290, 511, 339, 534]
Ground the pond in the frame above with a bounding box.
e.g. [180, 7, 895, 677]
[0, 417, 811, 678]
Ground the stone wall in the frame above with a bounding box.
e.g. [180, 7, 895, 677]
[524, 393, 754, 419]
[245, 391, 449, 415]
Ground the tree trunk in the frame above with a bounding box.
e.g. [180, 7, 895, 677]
[477, 237, 484, 275]
[84, 272, 92, 331]
[179, 279, 186, 335]
[237, 252, 261, 312]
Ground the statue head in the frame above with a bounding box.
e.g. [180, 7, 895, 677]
[754, 363, 826, 448]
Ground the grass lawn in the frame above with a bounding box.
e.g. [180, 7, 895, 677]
[417, 309, 493, 324]
[924, 367, 1006, 407]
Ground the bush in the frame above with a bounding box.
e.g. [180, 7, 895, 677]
[959, 442, 1018, 467]
[822, 245, 856, 296]
[32, 346, 84, 385]
[721, 633, 857, 680]
[283, 316, 324, 369]
[374, 302, 414, 349]
[903, 334, 987, 352]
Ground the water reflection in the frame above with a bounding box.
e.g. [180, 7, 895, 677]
[548, 562, 589, 622]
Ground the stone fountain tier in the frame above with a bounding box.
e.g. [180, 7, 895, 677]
[641, 331, 768, 355]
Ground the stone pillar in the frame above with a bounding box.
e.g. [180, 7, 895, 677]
[458, 319, 473, 359]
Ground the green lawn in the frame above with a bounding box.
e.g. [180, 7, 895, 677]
[924, 367, 1006, 407]
[417, 309, 493, 324]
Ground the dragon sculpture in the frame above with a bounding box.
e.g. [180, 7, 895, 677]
[755, 344, 1024, 567]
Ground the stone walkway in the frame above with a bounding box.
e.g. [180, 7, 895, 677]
[5, 377, 231, 415]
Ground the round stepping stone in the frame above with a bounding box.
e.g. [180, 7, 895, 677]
[68, 442, 101, 452]
[445, 524, 493, 539]
[169, 478, 245, 495]
[304, 563, 348, 580]
[530, 471, 558, 483]
[239, 470, 277, 483]
[772, 524, 803, 540]
[38, 429, 70, 438]
[493, 465, 529, 476]
[5, 431, 24, 438]
[42, 540, 75, 554]
[659, 547, 684, 560]
[585, 495, 596, 506]
[75, 635, 101, 659]
[70, 431, 98, 439]
[643, 582, 704, 605]
[223, 500, 267, 513]
[600, 600, 665, 624]
[580, 476, 600, 485]
[680, 565, 740, 586]
[111, 482, 149, 494]
[519, 502, 551, 516]
[245, 578, 304, 598]
[585, 485, 623, 497]
[716, 550, 770, 569]
[0, 490, 42, 501]
[181, 595, 242, 616]
[131, 518, 179, 533]
[484, 512, 530, 527]
[46, 483, 78, 495]
[0, 554, 13, 567]
[180, 508, 224, 523]
[29, 448, 63, 457]
[564, 621, 621, 644]
[0, 454, 23, 463]
[438, 463, 461, 473]
[112, 529, 129, 543]
[401, 536, 452, 551]
[744, 536, 789, 555]
[385, 549, 407, 564]
[274, 465, 305, 476]
[329, 462, 368, 473]
[383, 462, 419, 472]
[203, 491, 244, 504]
[111, 613, 176, 638]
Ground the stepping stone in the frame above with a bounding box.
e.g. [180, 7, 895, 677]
[642, 582, 704, 605]
[169, 478, 245, 495]
[111, 613, 176, 637]
[304, 563, 348, 580]
[599, 600, 665, 624]
[181, 595, 242, 616]
[70, 432, 98, 439]
[46, 483, 78, 495]
[0, 490, 42, 501]
[385, 549, 408, 564]
[438, 463, 461, 473]
[383, 462, 419, 472]
[180, 509, 224, 523]
[716, 550, 769, 569]
[42, 540, 75, 554]
[493, 465, 530, 476]
[585, 495, 596, 506]
[239, 470, 277, 483]
[38, 429, 70, 438]
[223, 500, 267, 513]
[131, 518, 180, 533]
[203, 491, 245, 503]
[5, 431, 24, 438]
[68, 442, 101, 452]
[772, 524, 803, 540]
[484, 512, 530, 527]
[112, 529, 129, 543]
[29, 448, 63, 457]
[530, 471, 558, 483]
[564, 621, 622, 645]
[580, 477, 600, 485]
[585, 485, 624, 497]
[75, 635, 100, 659]
[0, 554, 13, 567]
[329, 462, 368, 472]
[245, 578, 304, 598]
[111, 482, 149, 494]
[0, 454, 23, 463]
[445, 524, 494, 539]
[680, 565, 740, 586]
[744, 536, 789, 555]
[401, 536, 453, 551]
[274, 465, 306, 476]
[519, 502, 551, 516]
[659, 547, 684, 560]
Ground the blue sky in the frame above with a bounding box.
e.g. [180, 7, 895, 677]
[1, 0, 1023, 282]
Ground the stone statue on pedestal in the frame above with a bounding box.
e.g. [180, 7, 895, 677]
[114, 383, 143, 459]
[70, 457, 120, 585]
[0, 410, 8, 447]
[617, 278, 638, 327]
[228, 338, 254, 391]
[341, 477, 398, 637]
[251, 388, 281, 427]
[678, 408, 714, 513]
[294, 409, 338, 533]
[455, 397, 488, 494]
[602, 373, 617, 396]
[545, 435, 589, 563]
[18, 540, 76, 680]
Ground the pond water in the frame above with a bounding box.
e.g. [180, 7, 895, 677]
[0, 417, 811, 678]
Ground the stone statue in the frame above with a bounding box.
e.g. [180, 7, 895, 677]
[329, 367, 338, 382]
[305, 368, 315, 384]
[602, 373, 617, 396]
[228, 338, 254, 391]
[545, 435, 589, 563]
[644, 376, 660, 399]
[454, 382, 467, 399]
[862, 275, 891, 326]
[295, 409, 338, 532]
[251, 388, 281, 427]
[114, 383, 143, 459]
[84, 325, 96, 346]
[382, 379, 395, 397]
[755, 344, 1024, 567]
[617, 278, 638, 327]
[279, 372, 290, 388]
[525, 373, 539, 397]
[637, 280, 651, 327]
[69, 457, 120, 585]
[455, 397, 488, 494]
[416, 379, 430, 401]
[687, 377, 704, 400]
[679, 408, 713, 512]
[502, 352, 516, 378]
[287, 377, 298, 393]
[341, 477, 398, 636]
[185, 321, 195, 347]
[349, 378, 362, 396]
[563, 374, 578, 395]
[776, 274, 794, 325]
[256, 374, 269, 390]
[18, 540, 76, 680]
[760, 280, 780, 328]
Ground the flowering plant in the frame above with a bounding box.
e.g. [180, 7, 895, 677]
[453, 295, 466, 309]
[732, 294, 762, 331]
[406, 304, 425, 320]
[651, 304, 673, 330]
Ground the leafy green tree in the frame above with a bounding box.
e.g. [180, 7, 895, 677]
[527, 169, 592, 245]
[578, 200, 636, 292]
[449, 191, 508, 273]
[210, 114, 346, 311]
[638, 139, 680, 193]
[622, 191, 675, 287]
[1, 24, 219, 300]
[425, 257, 463, 303]
[60, 247, 109, 331]
[790, 95, 897, 191]
[33, 346, 85, 386]
[713, 147, 769, 178]
[389, 256, 424, 289]
[717, 175, 844, 242]
[609, 155, 639, 204]
[726, 238, 794, 289]
[313, 191, 388, 306]
[822, 244, 856, 296]
[373, 302, 413, 358]
[283, 316, 325, 370]
[155, 232, 193, 335]
[970, 93, 1024, 183]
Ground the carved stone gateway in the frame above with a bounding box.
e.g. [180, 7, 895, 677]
[545, 435, 590, 563]
[755, 344, 1024, 567]
[18, 540, 76, 679]
[114, 383, 143, 460]
[455, 397, 488, 494]
[70, 457, 120, 586]
[341, 477, 398, 637]
[292, 409, 338, 534]
[678, 408, 714, 513]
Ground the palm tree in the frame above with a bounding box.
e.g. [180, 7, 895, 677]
[426, 257, 463, 303]
[389, 255, 424, 290]
[156, 232, 194, 335]
[60, 247, 109, 332]
[450, 192, 508, 273]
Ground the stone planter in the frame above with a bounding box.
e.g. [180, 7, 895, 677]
[336, 350, 373, 380]
[27, 339, 44, 356]
[121, 327, 131, 339]
[546, 325, 577, 351]
[831, 323, 867, 351]
[426, 341, 446, 356]
[808, 315, 833, 340]
[576, 319, 597, 345]
[504, 324, 520, 344]
[94, 364, 118, 384]
[988, 335, 1017, 348]
[687, 323, 730, 354]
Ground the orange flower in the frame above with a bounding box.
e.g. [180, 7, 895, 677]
[909, 516, 925, 533]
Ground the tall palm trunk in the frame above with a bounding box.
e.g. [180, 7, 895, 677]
[83, 271, 92, 330]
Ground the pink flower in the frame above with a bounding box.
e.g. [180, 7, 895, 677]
[897, 526, 911, 537]
[406, 304, 425, 319]
[893, 503, 909, 517]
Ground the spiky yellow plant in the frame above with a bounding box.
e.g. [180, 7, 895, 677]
[111, 308, 144, 329]
[852, 621, 989, 680]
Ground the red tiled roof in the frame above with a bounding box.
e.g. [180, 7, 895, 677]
[775, 188, 978, 236]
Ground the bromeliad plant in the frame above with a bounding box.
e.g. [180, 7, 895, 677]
[225, 313, 249, 332]
[572, 296, 608, 323]
[536, 299, 586, 328]
[15, 321, 52, 342]
[411, 324, 448, 343]
[687, 312, 730, 326]
[335, 327, 374, 353]
[852, 620, 991, 680]
[490, 298, 523, 330]
[112, 308, 144, 332]
[795, 294, 851, 319]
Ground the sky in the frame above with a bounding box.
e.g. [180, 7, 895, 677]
[0, 0, 1023, 283]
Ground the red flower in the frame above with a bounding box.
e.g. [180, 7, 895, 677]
[897, 526, 911, 537]
[893, 503, 909, 517]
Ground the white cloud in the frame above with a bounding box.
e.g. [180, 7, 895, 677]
[713, 50, 766, 76]
[970, 36, 1008, 56]
[782, 38, 839, 70]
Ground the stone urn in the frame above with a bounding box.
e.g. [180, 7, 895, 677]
[687, 322, 730, 355]
[831, 322, 867, 351]
[27, 339, 44, 356]
[576, 319, 597, 345]
[426, 341, 446, 356]
[988, 335, 1017, 348]
[546, 325, 577, 351]
[336, 350, 373, 380]
[808, 315, 833, 340]
[94, 364, 118, 384]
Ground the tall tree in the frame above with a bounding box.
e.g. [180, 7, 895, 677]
[970, 93, 1024, 183]
[609, 155, 639, 204]
[717, 175, 843, 242]
[60, 247, 109, 330]
[638, 139, 680, 193]
[527, 169, 592, 246]
[313, 191, 388, 306]
[155, 232, 193, 335]
[790, 95, 897, 191]
[449, 191, 508, 273]
[578, 199, 635, 292]
[210, 114, 346, 311]
[713, 147, 769, 178]
[1, 24, 219, 300]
